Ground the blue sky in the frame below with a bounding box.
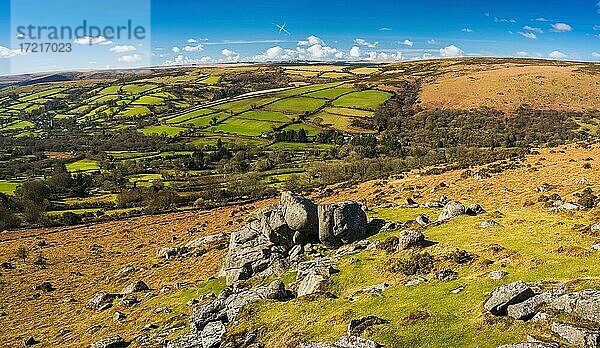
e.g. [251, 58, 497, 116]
[1, 0, 600, 75]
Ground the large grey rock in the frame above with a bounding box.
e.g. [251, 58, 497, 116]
[201, 321, 226, 348]
[347, 316, 388, 336]
[121, 280, 149, 294]
[397, 230, 425, 251]
[438, 201, 466, 221]
[416, 214, 431, 225]
[335, 335, 383, 348]
[507, 292, 555, 320]
[574, 290, 600, 323]
[89, 336, 126, 348]
[297, 272, 329, 297]
[318, 202, 367, 248]
[301, 343, 338, 348]
[481, 219, 499, 228]
[466, 204, 486, 216]
[484, 281, 534, 316]
[497, 343, 558, 348]
[279, 191, 318, 237]
[87, 292, 119, 311]
[551, 321, 600, 348]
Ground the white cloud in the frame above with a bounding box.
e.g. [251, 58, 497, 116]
[439, 45, 464, 58]
[16, 33, 26, 39]
[354, 38, 378, 48]
[594, 25, 600, 31]
[379, 27, 392, 31]
[164, 54, 214, 65]
[494, 17, 516, 23]
[402, 39, 414, 47]
[523, 26, 544, 33]
[183, 44, 204, 52]
[551, 23, 572, 32]
[221, 49, 240, 62]
[462, 28, 474, 33]
[534, 17, 549, 22]
[254, 46, 298, 61]
[592, 52, 600, 59]
[427, 39, 437, 45]
[73, 36, 112, 45]
[519, 32, 538, 39]
[367, 51, 402, 61]
[187, 38, 197, 43]
[304, 44, 343, 59]
[422, 53, 434, 59]
[349, 46, 361, 58]
[597, 1, 600, 14]
[118, 54, 142, 63]
[0, 45, 25, 59]
[172, 46, 181, 53]
[514, 51, 530, 57]
[109, 45, 137, 53]
[298, 35, 324, 46]
[548, 50, 567, 59]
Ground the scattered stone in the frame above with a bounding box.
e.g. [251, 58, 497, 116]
[153, 306, 171, 314]
[335, 335, 383, 348]
[89, 335, 126, 348]
[116, 265, 135, 278]
[113, 311, 126, 321]
[142, 323, 158, 331]
[156, 247, 181, 259]
[438, 201, 466, 221]
[574, 290, 600, 323]
[530, 312, 550, 322]
[507, 292, 555, 320]
[23, 336, 38, 346]
[489, 270, 507, 280]
[550, 202, 582, 212]
[401, 197, 419, 208]
[591, 243, 600, 251]
[33, 282, 55, 292]
[347, 316, 388, 336]
[185, 233, 228, 249]
[1, 262, 15, 270]
[121, 280, 149, 294]
[551, 321, 600, 348]
[591, 223, 600, 232]
[86, 325, 104, 334]
[578, 178, 589, 185]
[355, 283, 389, 294]
[201, 321, 226, 348]
[0, 311, 6, 317]
[422, 201, 444, 208]
[405, 277, 427, 287]
[118, 294, 139, 307]
[56, 329, 71, 337]
[497, 342, 558, 348]
[87, 293, 119, 311]
[416, 214, 430, 226]
[481, 219, 500, 228]
[450, 286, 464, 294]
[297, 271, 329, 297]
[535, 183, 552, 193]
[484, 281, 534, 316]
[436, 268, 457, 282]
[186, 298, 199, 307]
[466, 204, 486, 216]
[397, 230, 425, 251]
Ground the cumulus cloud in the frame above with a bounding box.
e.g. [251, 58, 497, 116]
[523, 26, 544, 33]
[534, 17, 549, 22]
[494, 17, 516, 23]
[594, 25, 600, 31]
[118, 54, 142, 63]
[349, 46, 361, 58]
[74, 36, 112, 45]
[303, 44, 343, 59]
[109, 45, 136, 53]
[514, 51, 530, 57]
[592, 52, 600, 59]
[254, 46, 298, 61]
[548, 50, 567, 59]
[439, 45, 464, 58]
[0, 45, 26, 58]
[462, 28, 474, 33]
[551, 23, 572, 32]
[221, 49, 240, 62]
[187, 38, 197, 43]
[427, 39, 437, 45]
[519, 32, 538, 39]
[164, 54, 213, 65]
[422, 53, 434, 59]
[298, 35, 324, 46]
[172, 46, 181, 53]
[366, 51, 402, 61]
[597, 1, 600, 14]
[183, 44, 204, 52]
[402, 39, 414, 47]
[354, 38, 378, 48]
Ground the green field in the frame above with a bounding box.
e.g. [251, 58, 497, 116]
[282, 122, 323, 136]
[120, 106, 152, 118]
[332, 90, 393, 110]
[66, 159, 100, 172]
[166, 108, 215, 124]
[133, 95, 165, 105]
[214, 97, 279, 114]
[212, 117, 282, 136]
[266, 97, 327, 114]
[0, 180, 19, 195]
[237, 110, 292, 123]
[305, 87, 355, 100]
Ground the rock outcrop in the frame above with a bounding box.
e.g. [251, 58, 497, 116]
[551, 321, 600, 348]
[438, 201, 467, 221]
[484, 281, 534, 316]
[222, 193, 368, 285]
